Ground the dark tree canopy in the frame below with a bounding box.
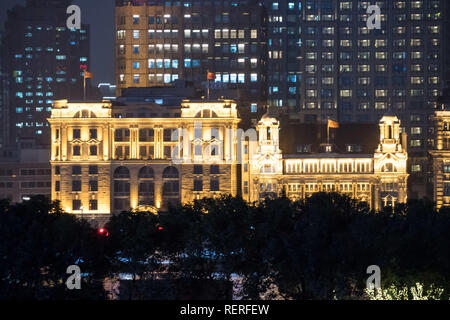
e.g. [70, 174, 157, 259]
[1, 193, 450, 300]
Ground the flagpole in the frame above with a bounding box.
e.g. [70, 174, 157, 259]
[327, 124, 330, 145]
[327, 118, 330, 145]
[207, 70, 210, 101]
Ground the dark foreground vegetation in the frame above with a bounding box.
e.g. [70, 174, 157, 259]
[1, 194, 450, 300]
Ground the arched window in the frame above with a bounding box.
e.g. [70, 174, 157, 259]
[139, 166, 154, 179]
[381, 163, 397, 173]
[195, 109, 218, 118]
[74, 110, 97, 118]
[113, 167, 130, 211]
[138, 167, 155, 206]
[163, 166, 179, 179]
[260, 164, 274, 174]
[114, 166, 130, 178]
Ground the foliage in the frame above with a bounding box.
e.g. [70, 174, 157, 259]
[105, 210, 168, 299]
[366, 283, 446, 300]
[2, 193, 450, 300]
[0, 196, 110, 300]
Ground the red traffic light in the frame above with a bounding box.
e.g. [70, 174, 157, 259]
[98, 228, 109, 237]
[158, 226, 164, 231]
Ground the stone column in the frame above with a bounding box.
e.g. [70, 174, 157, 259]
[374, 183, 380, 212]
[110, 127, 115, 160]
[61, 124, 68, 161]
[154, 169, 163, 209]
[130, 126, 139, 159]
[103, 124, 109, 161]
[130, 168, 139, 210]
[155, 126, 163, 159]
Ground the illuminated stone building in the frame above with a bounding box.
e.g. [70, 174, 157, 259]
[49, 98, 409, 215]
[430, 88, 450, 209]
[49, 99, 241, 215]
[245, 112, 409, 211]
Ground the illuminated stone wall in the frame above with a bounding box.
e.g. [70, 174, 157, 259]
[431, 111, 450, 209]
[49, 99, 240, 215]
[50, 99, 409, 215]
[247, 114, 409, 210]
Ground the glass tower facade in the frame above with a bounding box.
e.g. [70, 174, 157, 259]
[1, 0, 90, 148]
[264, 0, 447, 199]
[115, 0, 448, 199]
[115, 0, 268, 117]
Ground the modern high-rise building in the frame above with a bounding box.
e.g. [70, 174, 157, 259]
[263, 0, 448, 199]
[114, 0, 268, 115]
[265, 1, 445, 120]
[114, 0, 448, 200]
[0, 34, 7, 150]
[0, 0, 90, 148]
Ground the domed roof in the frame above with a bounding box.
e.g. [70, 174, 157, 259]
[260, 109, 278, 121]
[261, 112, 272, 119]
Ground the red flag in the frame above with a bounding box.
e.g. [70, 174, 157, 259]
[328, 119, 339, 129]
[207, 72, 216, 80]
[84, 71, 93, 79]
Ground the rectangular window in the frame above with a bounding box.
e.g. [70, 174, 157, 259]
[89, 129, 97, 139]
[210, 178, 220, 191]
[72, 166, 81, 175]
[89, 200, 98, 211]
[89, 180, 98, 192]
[89, 165, 98, 175]
[55, 181, 60, 192]
[210, 165, 220, 175]
[72, 199, 81, 211]
[89, 145, 98, 156]
[73, 129, 80, 139]
[72, 180, 82, 192]
[445, 183, 450, 197]
[163, 128, 175, 142]
[73, 145, 81, 156]
[194, 179, 203, 191]
[194, 165, 203, 175]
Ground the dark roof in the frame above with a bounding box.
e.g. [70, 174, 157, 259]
[279, 118, 379, 155]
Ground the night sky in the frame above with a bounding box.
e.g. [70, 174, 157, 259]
[0, 0, 116, 85]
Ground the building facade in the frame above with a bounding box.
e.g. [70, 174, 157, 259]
[50, 99, 408, 215]
[0, 148, 51, 203]
[49, 99, 241, 215]
[430, 88, 450, 209]
[430, 109, 450, 209]
[264, 0, 448, 201]
[264, 0, 446, 124]
[245, 113, 409, 211]
[114, 0, 268, 114]
[113, 0, 448, 201]
[1, 0, 90, 148]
